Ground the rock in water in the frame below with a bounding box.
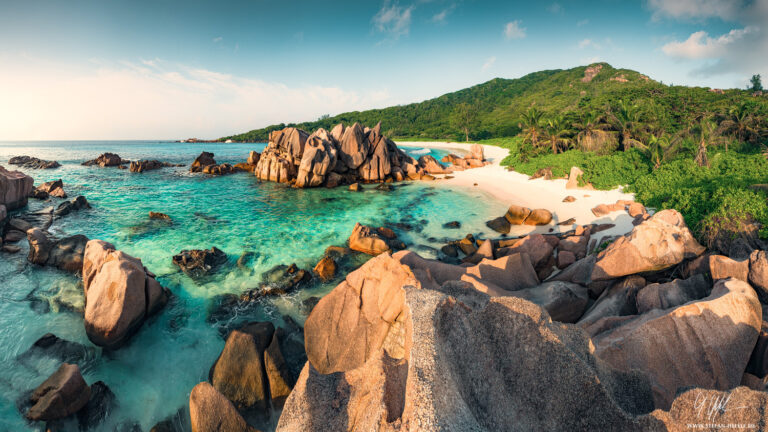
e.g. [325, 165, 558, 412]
[54, 195, 90, 217]
[26, 363, 91, 421]
[190, 151, 216, 172]
[592, 278, 762, 409]
[129, 160, 178, 173]
[0, 165, 34, 210]
[34, 179, 67, 198]
[278, 253, 660, 431]
[9, 156, 60, 169]
[210, 322, 274, 414]
[83, 240, 169, 349]
[189, 382, 258, 432]
[27, 228, 88, 273]
[591, 209, 705, 281]
[82, 153, 123, 167]
[347, 223, 402, 256]
[172, 247, 228, 277]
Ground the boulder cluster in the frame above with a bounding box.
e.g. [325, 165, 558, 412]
[9, 156, 61, 169]
[275, 209, 768, 430]
[190, 151, 258, 175]
[440, 144, 489, 170]
[253, 123, 440, 188]
[82, 153, 124, 168]
[486, 204, 554, 233]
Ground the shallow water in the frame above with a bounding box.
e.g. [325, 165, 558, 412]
[0, 141, 506, 431]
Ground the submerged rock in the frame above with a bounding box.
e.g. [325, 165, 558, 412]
[54, 195, 90, 218]
[76, 381, 116, 430]
[18, 333, 95, 366]
[26, 363, 91, 421]
[172, 247, 228, 277]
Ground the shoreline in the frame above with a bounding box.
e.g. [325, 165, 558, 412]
[397, 140, 638, 239]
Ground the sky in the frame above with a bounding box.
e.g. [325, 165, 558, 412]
[0, 0, 766, 140]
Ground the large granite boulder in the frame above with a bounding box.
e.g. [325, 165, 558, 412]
[25, 363, 91, 421]
[417, 155, 451, 175]
[750, 250, 768, 303]
[358, 125, 393, 182]
[650, 386, 768, 429]
[578, 275, 646, 329]
[337, 123, 369, 170]
[83, 240, 169, 349]
[189, 382, 258, 432]
[592, 278, 762, 409]
[0, 165, 34, 210]
[591, 209, 705, 281]
[635, 274, 711, 313]
[295, 128, 338, 187]
[210, 321, 295, 418]
[35, 179, 67, 198]
[507, 280, 589, 323]
[278, 254, 660, 431]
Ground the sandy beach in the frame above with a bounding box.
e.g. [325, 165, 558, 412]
[397, 140, 639, 240]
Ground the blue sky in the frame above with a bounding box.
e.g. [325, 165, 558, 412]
[0, 0, 765, 140]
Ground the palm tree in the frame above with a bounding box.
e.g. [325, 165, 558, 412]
[573, 111, 613, 152]
[645, 133, 677, 169]
[718, 103, 758, 150]
[543, 115, 572, 154]
[608, 99, 643, 151]
[694, 117, 724, 168]
[520, 107, 544, 148]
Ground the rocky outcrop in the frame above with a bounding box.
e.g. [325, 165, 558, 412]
[635, 274, 711, 313]
[83, 240, 169, 349]
[591, 209, 705, 281]
[486, 204, 553, 233]
[25, 363, 91, 421]
[9, 156, 60, 169]
[129, 160, 181, 172]
[27, 228, 89, 273]
[189, 382, 258, 432]
[592, 278, 762, 409]
[507, 280, 589, 323]
[348, 223, 403, 256]
[278, 253, 660, 431]
[440, 144, 488, 171]
[0, 165, 34, 210]
[255, 123, 419, 187]
[417, 155, 451, 175]
[82, 153, 123, 167]
[172, 247, 228, 277]
[189, 151, 217, 172]
[34, 179, 67, 199]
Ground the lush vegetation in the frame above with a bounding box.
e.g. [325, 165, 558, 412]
[223, 62, 768, 250]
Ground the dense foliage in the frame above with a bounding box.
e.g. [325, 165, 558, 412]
[221, 63, 764, 143]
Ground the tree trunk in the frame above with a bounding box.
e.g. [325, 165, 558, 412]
[622, 131, 631, 151]
[464, 127, 469, 142]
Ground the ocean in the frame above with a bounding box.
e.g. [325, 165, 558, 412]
[0, 141, 505, 430]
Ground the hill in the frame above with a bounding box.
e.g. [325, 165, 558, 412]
[220, 63, 752, 142]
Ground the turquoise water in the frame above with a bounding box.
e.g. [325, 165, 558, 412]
[0, 141, 506, 431]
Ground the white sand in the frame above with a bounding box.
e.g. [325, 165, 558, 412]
[397, 141, 639, 240]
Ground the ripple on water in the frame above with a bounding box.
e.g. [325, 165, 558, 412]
[0, 141, 506, 430]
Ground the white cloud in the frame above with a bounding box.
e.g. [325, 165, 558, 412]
[578, 38, 602, 49]
[504, 20, 526, 40]
[373, 1, 414, 38]
[662, 26, 758, 59]
[0, 57, 393, 140]
[212, 36, 223, 43]
[647, 0, 746, 21]
[482, 56, 496, 71]
[577, 19, 589, 27]
[580, 56, 602, 64]
[431, 5, 455, 23]
[547, 3, 563, 14]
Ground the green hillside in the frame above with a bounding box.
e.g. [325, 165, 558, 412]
[220, 63, 754, 142]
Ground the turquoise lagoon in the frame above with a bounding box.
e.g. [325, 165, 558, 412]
[0, 141, 506, 431]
